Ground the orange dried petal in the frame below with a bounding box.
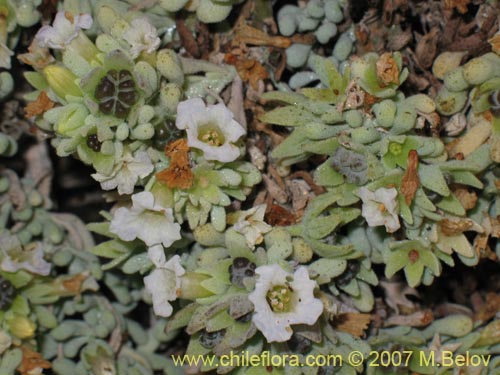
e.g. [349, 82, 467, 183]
[165, 138, 189, 158]
[156, 161, 194, 190]
[24, 91, 55, 118]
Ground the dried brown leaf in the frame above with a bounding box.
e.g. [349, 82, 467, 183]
[176, 18, 200, 58]
[332, 313, 371, 337]
[453, 188, 478, 210]
[440, 218, 473, 236]
[262, 174, 287, 204]
[384, 310, 434, 328]
[60, 273, 89, 295]
[225, 55, 269, 90]
[286, 179, 311, 211]
[474, 215, 500, 260]
[17, 41, 55, 69]
[265, 204, 297, 226]
[234, 24, 292, 48]
[376, 52, 400, 87]
[288, 170, 326, 196]
[474, 293, 500, 322]
[443, 0, 471, 14]
[379, 280, 419, 314]
[24, 91, 55, 118]
[17, 346, 51, 375]
[489, 33, 500, 54]
[415, 27, 440, 69]
[400, 150, 419, 205]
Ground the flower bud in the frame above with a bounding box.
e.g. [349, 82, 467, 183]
[7, 314, 35, 339]
[43, 65, 82, 99]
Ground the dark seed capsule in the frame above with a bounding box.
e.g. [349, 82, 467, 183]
[94, 77, 115, 100]
[229, 257, 256, 288]
[118, 90, 137, 105]
[86, 134, 102, 152]
[199, 329, 225, 349]
[288, 334, 313, 354]
[114, 102, 130, 119]
[0, 277, 16, 310]
[95, 69, 138, 119]
[233, 257, 250, 270]
[118, 69, 131, 81]
[155, 125, 169, 141]
[335, 260, 361, 287]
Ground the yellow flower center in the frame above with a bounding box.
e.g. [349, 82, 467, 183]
[378, 203, 387, 213]
[266, 284, 294, 313]
[198, 123, 225, 147]
[388, 142, 403, 156]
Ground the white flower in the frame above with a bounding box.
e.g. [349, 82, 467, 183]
[232, 205, 272, 249]
[109, 191, 181, 247]
[92, 150, 154, 195]
[0, 233, 51, 276]
[35, 11, 92, 49]
[358, 187, 400, 233]
[248, 265, 323, 342]
[144, 253, 185, 317]
[122, 17, 161, 58]
[0, 43, 13, 69]
[175, 98, 246, 163]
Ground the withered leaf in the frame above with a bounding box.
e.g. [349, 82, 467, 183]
[400, 150, 419, 205]
[225, 55, 269, 90]
[375, 52, 400, 87]
[443, 0, 471, 14]
[489, 33, 500, 54]
[453, 188, 478, 211]
[265, 204, 297, 226]
[234, 24, 292, 49]
[439, 218, 473, 236]
[60, 273, 89, 295]
[332, 312, 371, 337]
[384, 310, 434, 328]
[17, 346, 51, 375]
[474, 293, 500, 322]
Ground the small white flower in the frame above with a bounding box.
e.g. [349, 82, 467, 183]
[0, 233, 51, 276]
[176, 98, 246, 163]
[144, 254, 185, 317]
[232, 205, 272, 249]
[109, 191, 181, 247]
[122, 17, 161, 58]
[35, 11, 92, 49]
[358, 187, 400, 233]
[248, 265, 323, 343]
[0, 43, 13, 69]
[92, 150, 154, 195]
